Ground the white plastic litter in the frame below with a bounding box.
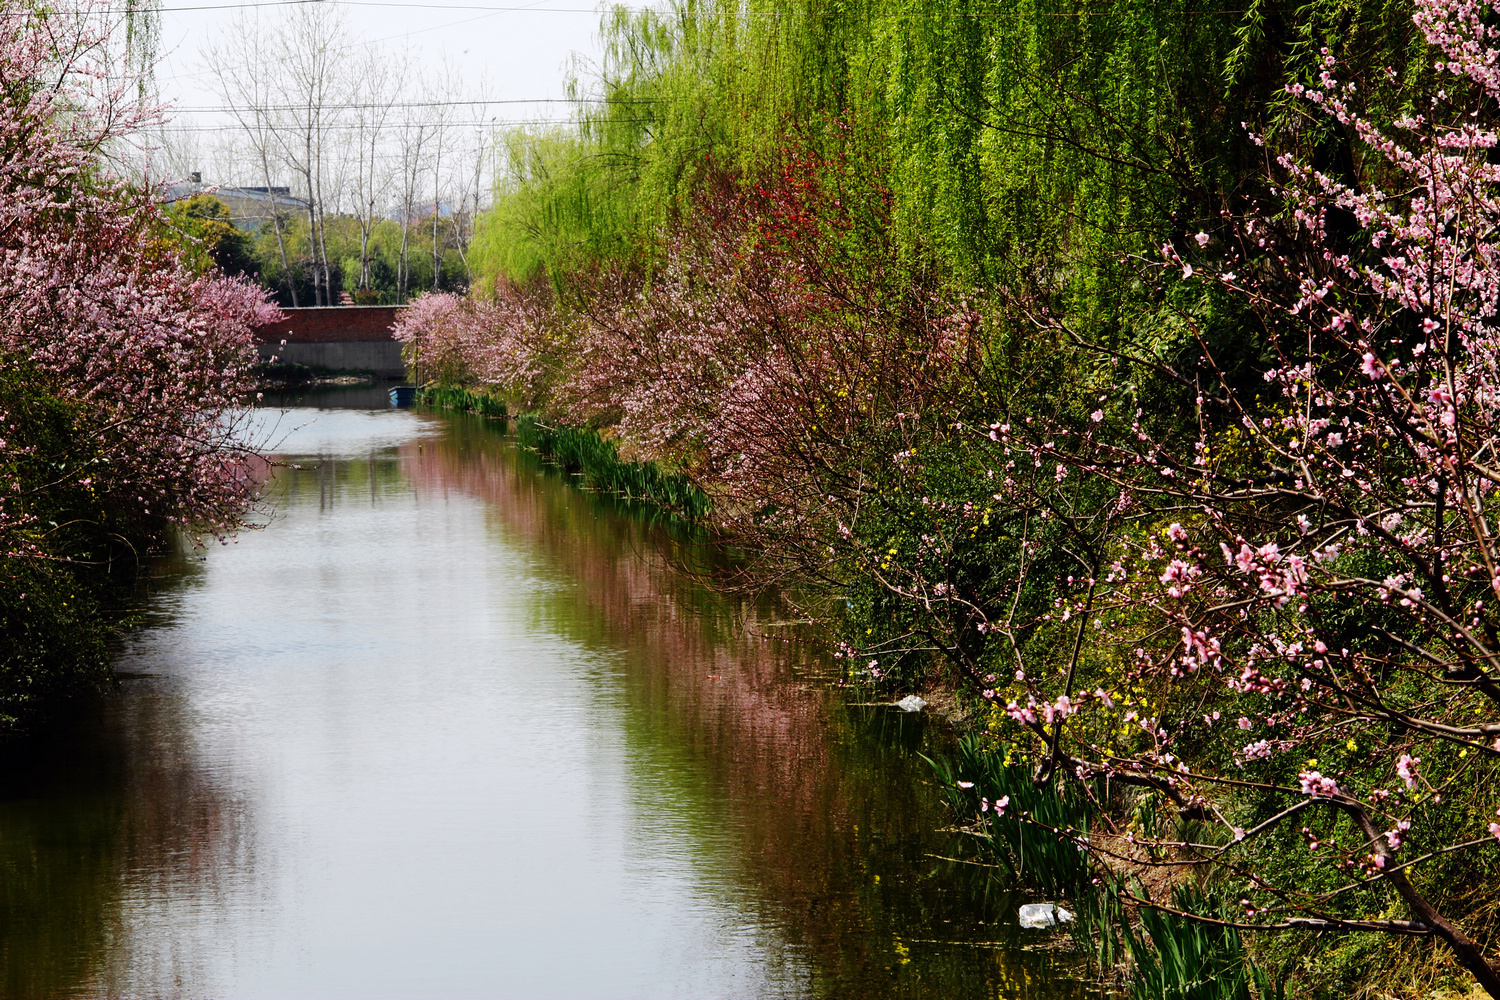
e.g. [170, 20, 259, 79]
[1018, 903, 1076, 929]
[894, 695, 927, 713]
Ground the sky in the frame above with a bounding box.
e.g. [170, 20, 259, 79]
[140, 0, 646, 189]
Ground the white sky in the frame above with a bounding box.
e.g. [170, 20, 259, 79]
[143, 0, 647, 188]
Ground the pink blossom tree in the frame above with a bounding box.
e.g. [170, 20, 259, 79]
[424, 159, 981, 587]
[1, 2, 281, 565]
[956, 0, 1500, 990]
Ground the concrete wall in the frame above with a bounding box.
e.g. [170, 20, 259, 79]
[256, 341, 406, 377]
[254, 306, 408, 377]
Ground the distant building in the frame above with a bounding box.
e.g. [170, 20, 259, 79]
[159, 178, 310, 231]
[388, 200, 457, 223]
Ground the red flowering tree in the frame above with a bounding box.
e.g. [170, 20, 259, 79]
[424, 159, 981, 597]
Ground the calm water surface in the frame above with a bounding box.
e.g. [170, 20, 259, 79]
[0, 395, 1089, 999]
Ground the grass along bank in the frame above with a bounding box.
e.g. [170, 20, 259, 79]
[416, 384, 510, 420]
[412, 385, 707, 520]
[514, 414, 710, 522]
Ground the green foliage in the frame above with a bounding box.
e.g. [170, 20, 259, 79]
[253, 360, 325, 384]
[248, 213, 471, 307]
[0, 560, 113, 733]
[162, 195, 255, 277]
[1120, 885, 1281, 1000]
[1068, 879, 1286, 1000]
[479, 0, 1417, 305]
[928, 734, 1094, 898]
[417, 384, 510, 419]
[516, 414, 710, 521]
[0, 368, 130, 731]
[931, 737, 1298, 1000]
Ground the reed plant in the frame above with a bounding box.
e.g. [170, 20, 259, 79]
[417, 385, 509, 420]
[927, 735, 1094, 899]
[932, 738, 1286, 1000]
[515, 414, 710, 522]
[1078, 881, 1284, 1000]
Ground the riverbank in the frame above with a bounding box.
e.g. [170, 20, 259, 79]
[0, 395, 1093, 997]
[0, 12, 279, 735]
[420, 398, 1296, 998]
[359, 0, 1500, 992]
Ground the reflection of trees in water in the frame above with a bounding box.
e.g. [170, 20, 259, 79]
[409, 416, 1088, 999]
[0, 589, 247, 998]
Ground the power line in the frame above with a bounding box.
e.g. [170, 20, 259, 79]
[109, 0, 1249, 16]
[149, 116, 649, 130]
[156, 0, 558, 86]
[173, 97, 654, 111]
[107, 1, 600, 13]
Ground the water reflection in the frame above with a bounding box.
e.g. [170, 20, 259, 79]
[0, 399, 1090, 999]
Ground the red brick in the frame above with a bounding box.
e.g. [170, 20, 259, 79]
[253, 306, 406, 345]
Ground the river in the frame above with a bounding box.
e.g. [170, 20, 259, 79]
[0, 391, 1090, 999]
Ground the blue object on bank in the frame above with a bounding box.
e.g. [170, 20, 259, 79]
[389, 385, 418, 408]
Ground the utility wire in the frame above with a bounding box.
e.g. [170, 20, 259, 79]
[105, 0, 1249, 16]
[173, 97, 654, 111]
[112, 1, 600, 12]
[149, 116, 651, 130]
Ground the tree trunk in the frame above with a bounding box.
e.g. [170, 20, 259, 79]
[260, 148, 298, 308]
[1348, 804, 1500, 999]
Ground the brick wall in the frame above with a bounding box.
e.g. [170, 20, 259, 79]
[253, 305, 406, 345]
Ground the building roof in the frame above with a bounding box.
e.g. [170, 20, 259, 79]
[159, 180, 311, 230]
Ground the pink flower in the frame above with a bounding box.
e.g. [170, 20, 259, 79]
[1299, 771, 1341, 798]
[1397, 754, 1420, 789]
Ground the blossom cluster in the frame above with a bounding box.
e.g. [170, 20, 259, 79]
[956, 0, 1500, 986]
[1, 4, 280, 561]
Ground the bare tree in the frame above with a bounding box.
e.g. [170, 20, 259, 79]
[199, 10, 488, 305]
[270, 3, 350, 306]
[203, 13, 301, 306]
[393, 77, 433, 304]
[451, 117, 494, 287]
[349, 48, 401, 297]
[430, 110, 446, 292]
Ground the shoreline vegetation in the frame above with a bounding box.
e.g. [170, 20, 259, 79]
[412, 384, 712, 520]
[393, 0, 1500, 994]
[0, 6, 279, 735]
[512, 416, 711, 523]
[2, 0, 1498, 994]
